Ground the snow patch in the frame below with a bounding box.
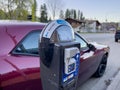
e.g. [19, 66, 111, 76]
[81, 51, 94, 59]
[90, 42, 108, 50]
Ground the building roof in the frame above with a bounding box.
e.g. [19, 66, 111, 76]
[65, 18, 85, 24]
[85, 20, 101, 26]
[65, 18, 101, 26]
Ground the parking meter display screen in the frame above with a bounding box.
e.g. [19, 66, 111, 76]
[68, 63, 75, 73]
[57, 26, 74, 42]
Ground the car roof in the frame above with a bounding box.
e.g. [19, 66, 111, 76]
[0, 20, 47, 26]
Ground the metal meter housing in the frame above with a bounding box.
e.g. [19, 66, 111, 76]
[39, 20, 80, 90]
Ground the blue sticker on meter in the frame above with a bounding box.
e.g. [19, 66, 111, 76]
[57, 20, 68, 25]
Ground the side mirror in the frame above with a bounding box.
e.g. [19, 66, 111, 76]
[88, 44, 96, 51]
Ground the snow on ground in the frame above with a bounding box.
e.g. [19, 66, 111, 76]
[107, 71, 120, 90]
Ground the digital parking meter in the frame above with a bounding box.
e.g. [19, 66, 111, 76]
[39, 20, 80, 90]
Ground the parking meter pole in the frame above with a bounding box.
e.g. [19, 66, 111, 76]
[39, 20, 80, 90]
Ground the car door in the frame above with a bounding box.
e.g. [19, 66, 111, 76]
[3, 30, 43, 90]
[75, 33, 98, 86]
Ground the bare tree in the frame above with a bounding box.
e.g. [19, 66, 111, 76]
[13, 0, 33, 20]
[45, 0, 64, 20]
[0, 0, 15, 19]
[0, 0, 34, 20]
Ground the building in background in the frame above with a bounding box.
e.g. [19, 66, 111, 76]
[65, 18, 85, 32]
[65, 18, 101, 32]
[101, 22, 118, 32]
[84, 20, 101, 32]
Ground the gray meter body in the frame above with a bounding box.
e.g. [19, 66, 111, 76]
[39, 20, 80, 90]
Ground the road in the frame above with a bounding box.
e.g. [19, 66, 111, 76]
[77, 33, 120, 90]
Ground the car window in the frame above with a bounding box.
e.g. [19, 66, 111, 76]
[12, 31, 88, 56]
[12, 30, 41, 56]
[75, 34, 88, 49]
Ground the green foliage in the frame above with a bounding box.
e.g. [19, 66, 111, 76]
[77, 10, 85, 20]
[73, 10, 77, 19]
[65, 9, 71, 18]
[0, 9, 6, 19]
[65, 9, 85, 20]
[0, 0, 35, 20]
[65, 9, 77, 19]
[14, 9, 29, 20]
[32, 0, 37, 21]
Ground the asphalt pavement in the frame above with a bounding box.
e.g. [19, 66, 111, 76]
[77, 33, 120, 90]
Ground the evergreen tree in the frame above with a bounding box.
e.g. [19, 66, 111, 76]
[65, 9, 77, 19]
[40, 3, 48, 22]
[77, 10, 81, 20]
[80, 12, 85, 20]
[65, 9, 70, 18]
[77, 10, 85, 20]
[70, 9, 74, 19]
[73, 10, 76, 19]
[59, 10, 64, 19]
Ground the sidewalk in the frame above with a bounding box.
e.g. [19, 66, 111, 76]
[107, 71, 120, 90]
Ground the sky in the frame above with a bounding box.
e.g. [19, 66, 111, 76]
[36, 0, 120, 22]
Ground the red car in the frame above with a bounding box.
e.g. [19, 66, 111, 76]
[0, 21, 109, 90]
